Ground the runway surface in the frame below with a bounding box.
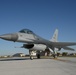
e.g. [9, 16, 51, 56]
[0, 57, 76, 75]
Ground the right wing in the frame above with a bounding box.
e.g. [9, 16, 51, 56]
[52, 42, 76, 47]
[48, 42, 76, 51]
[63, 46, 75, 51]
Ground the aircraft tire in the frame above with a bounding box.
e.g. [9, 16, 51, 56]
[37, 54, 40, 59]
[30, 56, 33, 60]
[53, 54, 57, 59]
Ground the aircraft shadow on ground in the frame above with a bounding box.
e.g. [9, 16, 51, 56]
[0, 57, 53, 61]
[0, 57, 30, 61]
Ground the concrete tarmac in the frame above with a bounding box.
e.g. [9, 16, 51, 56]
[0, 57, 76, 75]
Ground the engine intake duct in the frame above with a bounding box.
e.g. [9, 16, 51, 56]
[23, 44, 34, 49]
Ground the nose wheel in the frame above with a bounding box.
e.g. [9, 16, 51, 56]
[30, 56, 34, 60]
[29, 50, 34, 60]
[29, 50, 41, 60]
[29, 50, 36, 60]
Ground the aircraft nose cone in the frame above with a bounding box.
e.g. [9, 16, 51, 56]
[0, 34, 11, 39]
[0, 33, 18, 42]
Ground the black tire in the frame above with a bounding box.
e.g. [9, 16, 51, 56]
[30, 56, 33, 60]
[53, 54, 57, 59]
[37, 54, 40, 59]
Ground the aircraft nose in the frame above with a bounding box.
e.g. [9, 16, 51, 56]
[0, 33, 18, 42]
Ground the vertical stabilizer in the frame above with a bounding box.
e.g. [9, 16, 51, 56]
[51, 29, 58, 42]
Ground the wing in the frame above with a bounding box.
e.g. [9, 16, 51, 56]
[52, 42, 76, 47]
[63, 46, 75, 51]
[48, 42, 76, 50]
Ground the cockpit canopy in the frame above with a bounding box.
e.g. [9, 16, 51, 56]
[19, 29, 34, 34]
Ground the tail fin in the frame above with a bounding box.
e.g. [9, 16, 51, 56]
[51, 29, 58, 42]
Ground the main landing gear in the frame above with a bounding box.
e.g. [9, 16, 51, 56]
[52, 50, 57, 59]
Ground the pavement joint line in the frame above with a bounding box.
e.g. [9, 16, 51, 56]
[52, 58, 69, 62]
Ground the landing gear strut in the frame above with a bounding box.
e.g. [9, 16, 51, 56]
[53, 50, 57, 59]
[53, 54, 57, 58]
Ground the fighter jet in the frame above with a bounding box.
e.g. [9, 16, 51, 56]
[0, 29, 76, 59]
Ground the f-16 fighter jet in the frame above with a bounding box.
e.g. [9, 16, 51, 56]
[0, 29, 76, 59]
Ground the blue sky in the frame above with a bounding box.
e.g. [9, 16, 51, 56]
[0, 0, 76, 55]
